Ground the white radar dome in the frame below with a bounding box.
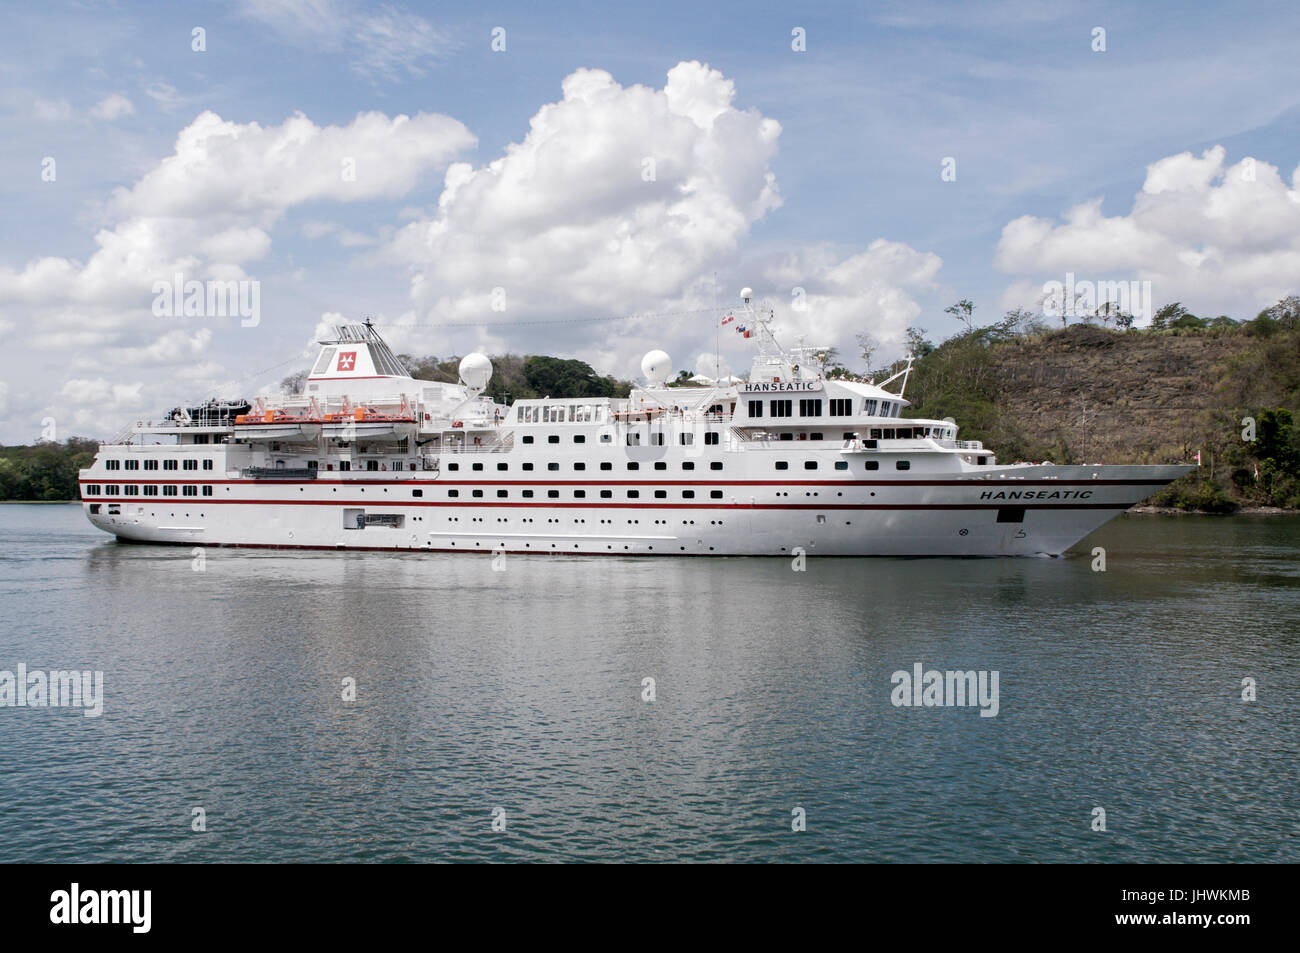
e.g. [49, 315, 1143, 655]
[458, 352, 493, 390]
[740, 287, 753, 302]
[641, 349, 672, 383]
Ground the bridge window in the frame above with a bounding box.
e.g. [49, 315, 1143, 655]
[748, 400, 763, 418]
[829, 398, 852, 416]
[770, 400, 792, 418]
[798, 399, 822, 417]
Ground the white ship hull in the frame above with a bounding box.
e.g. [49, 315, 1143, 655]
[81, 463, 1190, 557]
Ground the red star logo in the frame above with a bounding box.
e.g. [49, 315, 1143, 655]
[337, 352, 356, 372]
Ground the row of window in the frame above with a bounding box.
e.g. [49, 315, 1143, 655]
[444, 488, 729, 500]
[446, 460, 722, 473]
[443, 458, 908, 473]
[745, 398, 898, 419]
[517, 404, 606, 424]
[103, 459, 214, 471]
[85, 485, 213, 497]
[519, 432, 723, 446]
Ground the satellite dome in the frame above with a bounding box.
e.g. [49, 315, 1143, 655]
[458, 352, 493, 390]
[740, 287, 753, 302]
[641, 349, 671, 383]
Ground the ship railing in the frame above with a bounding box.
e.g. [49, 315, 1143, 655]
[242, 466, 318, 479]
[432, 432, 515, 453]
[107, 422, 140, 445]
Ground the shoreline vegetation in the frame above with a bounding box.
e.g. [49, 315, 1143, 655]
[4, 298, 1297, 512]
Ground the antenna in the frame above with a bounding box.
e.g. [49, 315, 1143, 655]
[713, 271, 720, 383]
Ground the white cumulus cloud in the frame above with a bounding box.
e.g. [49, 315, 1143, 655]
[389, 61, 782, 325]
[0, 108, 475, 344]
[995, 146, 1300, 319]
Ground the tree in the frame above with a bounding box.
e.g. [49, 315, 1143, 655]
[1004, 307, 1045, 335]
[1038, 287, 1088, 328]
[1262, 294, 1300, 330]
[855, 332, 879, 373]
[523, 356, 621, 398]
[945, 298, 975, 334]
[280, 370, 308, 395]
[905, 326, 935, 358]
[1151, 302, 1189, 331]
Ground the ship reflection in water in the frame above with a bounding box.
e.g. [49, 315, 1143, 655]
[1, 504, 1296, 862]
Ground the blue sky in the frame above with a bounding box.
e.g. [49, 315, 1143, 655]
[2, 0, 1299, 441]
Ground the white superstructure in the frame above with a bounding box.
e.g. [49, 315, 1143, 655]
[79, 295, 1193, 557]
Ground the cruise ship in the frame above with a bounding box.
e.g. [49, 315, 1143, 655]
[78, 290, 1194, 556]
